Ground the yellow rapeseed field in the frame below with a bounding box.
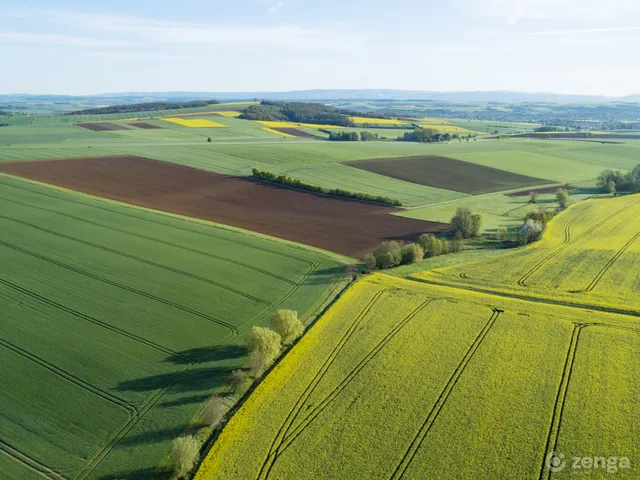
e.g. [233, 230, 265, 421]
[162, 118, 226, 128]
[261, 127, 295, 138]
[256, 121, 295, 128]
[215, 111, 242, 117]
[349, 116, 408, 125]
[295, 123, 343, 129]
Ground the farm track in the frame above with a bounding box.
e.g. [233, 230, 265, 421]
[581, 229, 640, 292]
[517, 204, 628, 287]
[0, 238, 240, 335]
[0, 278, 188, 361]
[0, 440, 65, 480]
[389, 308, 501, 480]
[257, 290, 388, 480]
[270, 298, 436, 462]
[0, 194, 297, 286]
[0, 179, 318, 266]
[0, 213, 271, 310]
[0, 339, 137, 415]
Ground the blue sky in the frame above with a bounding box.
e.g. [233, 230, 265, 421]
[1, 0, 640, 95]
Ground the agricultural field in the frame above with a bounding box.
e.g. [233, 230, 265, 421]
[349, 116, 408, 126]
[196, 273, 639, 480]
[0, 156, 445, 257]
[413, 193, 640, 314]
[162, 118, 226, 128]
[0, 172, 349, 480]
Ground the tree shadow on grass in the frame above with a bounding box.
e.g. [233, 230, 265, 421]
[116, 366, 233, 394]
[98, 466, 172, 480]
[164, 345, 247, 365]
[159, 393, 211, 408]
[116, 424, 207, 447]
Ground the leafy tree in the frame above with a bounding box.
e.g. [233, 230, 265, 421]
[362, 253, 377, 272]
[556, 188, 569, 210]
[525, 209, 556, 227]
[207, 137, 212, 143]
[401, 243, 425, 264]
[170, 435, 202, 479]
[202, 394, 235, 429]
[450, 208, 482, 238]
[372, 241, 403, 269]
[247, 327, 282, 376]
[520, 219, 543, 244]
[528, 191, 538, 204]
[496, 226, 508, 241]
[603, 179, 616, 194]
[230, 369, 253, 395]
[271, 310, 304, 345]
[418, 234, 444, 258]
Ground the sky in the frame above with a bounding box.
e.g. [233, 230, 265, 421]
[1, 0, 640, 96]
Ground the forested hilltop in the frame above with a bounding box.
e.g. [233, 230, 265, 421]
[66, 99, 221, 115]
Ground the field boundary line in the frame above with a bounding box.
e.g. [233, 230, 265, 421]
[0, 238, 240, 335]
[273, 298, 436, 459]
[389, 308, 501, 480]
[0, 339, 137, 415]
[0, 174, 354, 265]
[257, 289, 387, 480]
[0, 193, 297, 286]
[0, 214, 271, 310]
[581, 229, 640, 292]
[0, 278, 189, 361]
[0, 440, 65, 480]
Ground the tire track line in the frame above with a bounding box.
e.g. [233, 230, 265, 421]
[0, 194, 297, 286]
[256, 289, 387, 480]
[539, 324, 582, 480]
[0, 441, 65, 480]
[582, 229, 640, 293]
[518, 205, 628, 287]
[0, 339, 137, 415]
[272, 298, 436, 461]
[0, 278, 189, 362]
[0, 215, 271, 309]
[0, 239, 239, 335]
[389, 308, 502, 480]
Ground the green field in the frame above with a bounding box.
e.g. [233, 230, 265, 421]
[0, 173, 348, 480]
[195, 273, 638, 479]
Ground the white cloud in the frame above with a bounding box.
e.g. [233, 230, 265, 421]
[268, 0, 285, 15]
[0, 32, 132, 47]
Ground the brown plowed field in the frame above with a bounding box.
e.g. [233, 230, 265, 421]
[345, 155, 551, 195]
[76, 122, 129, 131]
[127, 122, 163, 129]
[273, 128, 323, 139]
[0, 155, 446, 257]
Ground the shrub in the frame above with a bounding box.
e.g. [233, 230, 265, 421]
[372, 241, 403, 269]
[401, 243, 424, 264]
[247, 327, 282, 376]
[525, 209, 556, 227]
[519, 219, 543, 245]
[448, 238, 462, 253]
[418, 234, 444, 258]
[170, 435, 202, 479]
[230, 369, 253, 395]
[556, 188, 569, 210]
[603, 179, 616, 194]
[202, 394, 236, 429]
[362, 253, 377, 272]
[271, 309, 304, 345]
[529, 191, 538, 204]
[450, 207, 482, 238]
[496, 226, 508, 242]
[377, 251, 399, 269]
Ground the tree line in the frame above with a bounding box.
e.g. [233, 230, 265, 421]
[251, 168, 403, 206]
[399, 127, 476, 143]
[66, 99, 221, 115]
[328, 131, 380, 141]
[597, 165, 640, 194]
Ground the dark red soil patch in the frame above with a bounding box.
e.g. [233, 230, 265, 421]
[273, 128, 323, 139]
[0, 155, 446, 257]
[76, 122, 128, 132]
[127, 122, 163, 130]
[345, 155, 551, 195]
[505, 185, 573, 197]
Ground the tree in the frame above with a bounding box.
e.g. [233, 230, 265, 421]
[271, 309, 304, 345]
[230, 369, 253, 395]
[520, 219, 543, 245]
[207, 137, 212, 143]
[247, 327, 282, 376]
[202, 394, 235, 429]
[603, 179, 616, 194]
[496, 226, 508, 242]
[401, 243, 425, 264]
[556, 188, 569, 210]
[418, 234, 443, 258]
[529, 191, 538, 204]
[372, 241, 403, 269]
[450, 208, 482, 239]
[170, 435, 202, 479]
[363, 253, 377, 272]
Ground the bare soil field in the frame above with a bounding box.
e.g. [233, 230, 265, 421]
[0, 155, 446, 257]
[127, 122, 163, 129]
[76, 122, 129, 131]
[273, 128, 323, 139]
[345, 155, 551, 194]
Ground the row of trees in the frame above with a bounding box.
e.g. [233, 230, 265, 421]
[363, 234, 463, 270]
[328, 131, 380, 141]
[597, 165, 640, 194]
[169, 309, 305, 479]
[239, 101, 380, 127]
[519, 189, 569, 245]
[251, 169, 403, 206]
[67, 100, 220, 115]
[399, 127, 476, 143]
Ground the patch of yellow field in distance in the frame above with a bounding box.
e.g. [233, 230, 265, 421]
[295, 123, 343, 129]
[215, 111, 242, 117]
[162, 118, 226, 128]
[256, 120, 295, 128]
[261, 127, 295, 138]
[350, 116, 408, 125]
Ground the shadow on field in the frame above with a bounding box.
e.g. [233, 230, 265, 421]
[99, 467, 172, 480]
[116, 366, 233, 393]
[117, 424, 207, 447]
[164, 344, 247, 364]
[314, 266, 348, 276]
[159, 393, 211, 408]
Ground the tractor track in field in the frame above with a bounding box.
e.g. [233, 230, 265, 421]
[256, 289, 388, 480]
[389, 308, 502, 480]
[0, 194, 298, 286]
[0, 440, 65, 480]
[0, 338, 137, 415]
[270, 298, 436, 462]
[581, 229, 640, 293]
[0, 239, 240, 335]
[0, 214, 272, 309]
[0, 278, 189, 361]
[0, 179, 319, 266]
[518, 204, 629, 287]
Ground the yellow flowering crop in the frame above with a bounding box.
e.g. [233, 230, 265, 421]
[162, 118, 226, 128]
[349, 116, 408, 125]
[256, 120, 295, 128]
[261, 127, 295, 138]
